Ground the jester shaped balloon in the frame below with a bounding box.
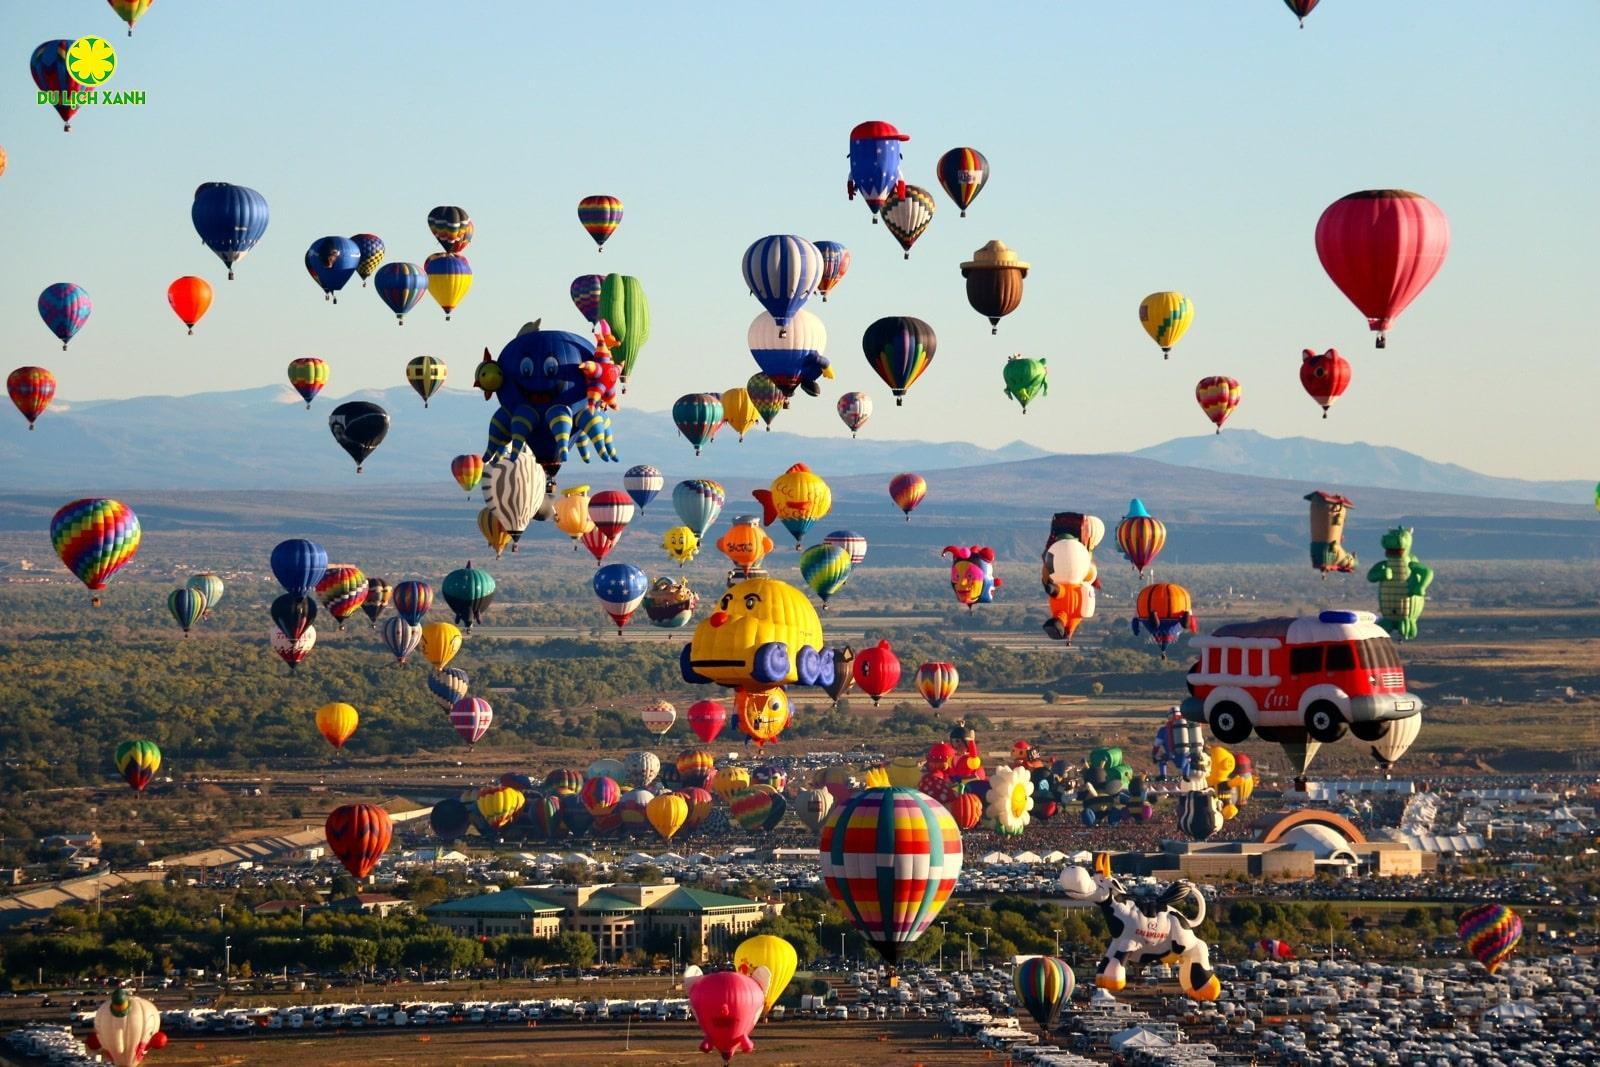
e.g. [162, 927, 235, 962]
[475, 320, 615, 482]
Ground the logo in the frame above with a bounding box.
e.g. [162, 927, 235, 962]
[66, 37, 116, 86]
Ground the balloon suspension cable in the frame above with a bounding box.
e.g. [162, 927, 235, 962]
[187, 326, 194, 336]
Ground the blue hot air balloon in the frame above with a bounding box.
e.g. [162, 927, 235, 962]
[37, 283, 91, 350]
[192, 182, 270, 279]
[672, 479, 726, 539]
[270, 539, 328, 599]
[846, 120, 910, 221]
[624, 465, 664, 511]
[741, 235, 822, 335]
[374, 262, 427, 324]
[306, 236, 360, 303]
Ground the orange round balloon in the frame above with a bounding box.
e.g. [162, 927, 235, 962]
[167, 276, 213, 334]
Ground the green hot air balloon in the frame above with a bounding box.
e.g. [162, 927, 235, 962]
[1002, 355, 1049, 413]
[800, 543, 852, 609]
[599, 274, 650, 388]
[441, 562, 496, 630]
[167, 587, 207, 636]
[672, 393, 723, 455]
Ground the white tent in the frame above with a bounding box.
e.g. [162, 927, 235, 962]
[561, 852, 596, 866]
[1043, 850, 1069, 864]
[1012, 850, 1043, 865]
[980, 851, 1014, 865]
[1111, 1025, 1172, 1051]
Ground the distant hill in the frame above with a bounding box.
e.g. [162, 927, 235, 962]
[1130, 430, 1590, 505]
[0, 384, 1046, 491]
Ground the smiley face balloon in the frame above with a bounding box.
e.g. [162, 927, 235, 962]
[681, 576, 831, 691]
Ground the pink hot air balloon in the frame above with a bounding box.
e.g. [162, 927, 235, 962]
[449, 696, 493, 744]
[1314, 190, 1449, 349]
[686, 966, 768, 1063]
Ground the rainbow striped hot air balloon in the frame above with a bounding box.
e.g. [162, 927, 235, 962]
[1014, 956, 1074, 1036]
[51, 499, 140, 606]
[287, 357, 329, 408]
[315, 564, 369, 629]
[1116, 499, 1167, 577]
[578, 195, 624, 250]
[570, 274, 604, 325]
[820, 787, 962, 968]
[862, 317, 936, 406]
[935, 147, 991, 217]
[8, 367, 56, 430]
[115, 739, 160, 792]
[1458, 904, 1522, 975]
[915, 661, 959, 709]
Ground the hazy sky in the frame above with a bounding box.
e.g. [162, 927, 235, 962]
[2, 1, 1595, 479]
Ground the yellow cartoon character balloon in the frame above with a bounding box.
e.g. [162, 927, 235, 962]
[752, 463, 832, 548]
[683, 576, 828, 690]
[717, 515, 775, 580]
[553, 485, 595, 547]
[736, 687, 791, 747]
[663, 525, 700, 565]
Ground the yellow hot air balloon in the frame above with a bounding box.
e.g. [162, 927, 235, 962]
[420, 621, 463, 672]
[316, 702, 359, 749]
[646, 792, 689, 841]
[721, 387, 760, 440]
[663, 525, 700, 565]
[553, 485, 595, 547]
[735, 934, 798, 1017]
[752, 463, 833, 548]
[1138, 291, 1193, 358]
[476, 784, 525, 829]
[712, 766, 752, 801]
[477, 507, 513, 558]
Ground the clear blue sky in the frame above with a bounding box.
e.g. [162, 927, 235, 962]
[2, 0, 1595, 479]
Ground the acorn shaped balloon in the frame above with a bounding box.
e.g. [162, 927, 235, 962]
[961, 240, 1028, 334]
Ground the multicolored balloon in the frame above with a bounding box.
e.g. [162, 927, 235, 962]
[350, 233, 385, 284]
[754, 463, 832, 547]
[315, 564, 368, 629]
[1138, 291, 1193, 358]
[450, 696, 494, 744]
[624, 464, 664, 510]
[8, 366, 56, 429]
[271, 625, 315, 672]
[746, 373, 786, 428]
[846, 120, 910, 221]
[167, 587, 206, 635]
[815, 240, 851, 301]
[641, 699, 677, 736]
[427, 666, 470, 709]
[824, 530, 868, 566]
[52, 498, 140, 606]
[1284, 0, 1319, 27]
[799, 543, 852, 607]
[1458, 904, 1522, 974]
[862, 316, 936, 405]
[374, 262, 426, 324]
[380, 616, 421, 665]
[593, 563, 648, 634]
[30, 40, 88, 131]
[915, 661, 959, 709]
[1131, 582, 1198, 658]
[451, 454, 485, 494]
[1014, 955, 1074, 1036]
[577, 195, 624, 250]
[1116, 498, 1167, 576]
[187, 572, 225, 617]
[38, 282, 90, 350]
[674, 479, 726, 539]
[881, 185, 936, 259]
[406, 355, 447, 407]
[1316, 190, 1449, 348]
[889, 473, 927, 520]
[935, 147, 990, 216]
[673, 393, 723, 455]
[287, 357, 328, 408]
[115, 739, 160, 792]
[570, 274, 604, 325]
[424, 253, 473, 320]
[836, 391, 872, 436]
[1195, 376, 1241, 433]
[427, 205, 473, 253]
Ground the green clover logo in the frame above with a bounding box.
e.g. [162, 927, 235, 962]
[67, 37, 116, 87]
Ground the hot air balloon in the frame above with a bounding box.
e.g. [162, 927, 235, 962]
[735, 687, 791, 747]
[477, 508, 513, 558]
[799, 543, 852, 607]
[325, 803, 392, 879]
[1370, 713, 1422, 774]
[424, 252, 472, 320]
[677, 748, 716, 789]
[625, 751, 661, 789]
[641, 699, 677, 736]
[442, 563, 495, 629]
[815, 240, 851, 302]
[1001, 356, 1048, 413]
[570, 273, 604, 325]
[1195, 376, 1241, 433]
[731, 787, 787, 831]
[834, 391, 873, 437]
[1458, 904, 1522, 975]
[90, 989, 162, 1067]
[862, 316, 936, 405]
[935, 146, 990, 216]
[623, 464, 663, 510]
[753, 464, 832, 548]
[822, 530, 868, 568]
[881, 185, 936, 258]
[685, 966, 767, 1063]
[746, 373, 786, 429]
[915, 661, 959, 709]
[599, 273, 651, 387]
[315, 702, 359, 749]
[167, 587, 206, 636]
[306, 236, 359, 302]
[577, 194, 623, 250]
[1368, 526, 1433, 640]
[192, 183, 270, 279]
[846, 120, 910, 220]
[1306, 491, 1358, 574]
[426, 667, 465, 709]
[594, 563, 648, 634]
[187, 572, 224, 618]
[673, 479, 727, 540]
[115, 740, 160, 792]
[853, 640, 902, 706]
[448, 455, 484, 495]
[673, 393, 723, 455]
[714, 387, 758, 441]
[645, 792, 689, 842]
[716, 516, 774, 581]
[589, 490, 636, 546]
[419, 621, 462, 671]
[663, 526, 700, 566]
[747, 309, 831, 401]
[51, 498, 140, 606]
[166, 276, 212, 334]
[450, 696, 493, 744]
[328, 401, 388, 473]
[1300, 347, 1352, 418]
[1316, 190, 1450, 348]
[374, 262, 426, 324]
[404, 355, 447, 407]
[476, 784, 525, 830]
[742, 235, 822, 333]
[889, 473, 927, 520]
[545, 768, 584, 796]
[712, 767, 752, 803]
[272, 625, 316, 671]
[380, 616, 421, 665]
[1131, 582, 1198, 658]
[820, 786, 962, 968]
[1138, 291, 1193, 359]
[38, 282, 90, 350]
[270, 594, 316, 642]
[351, 233, 385, 284]
[31, 40, 89, 131]
[580, 775, 621, 817]
[389, 579, 432, 627]
[581, 526, 619, 564]
[1014, 956, 1074, 1036]
[357, 578, 390, 626]
[8, 367, 56, 429]
[285, 357, 328, 408]
[943, 544, 999, 609]
[427, 205, 473, 252]
[482, 450, 547, 547]
[430, 797, 471, 840]
[1284, 0, 1318, 26]
[315, 564, 368, 629]
[688, 700, 728, 744]
[961, 240, 1028, 333]
[1116, 499, 1167, 576]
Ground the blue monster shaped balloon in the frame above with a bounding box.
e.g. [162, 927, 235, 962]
[846, 121, 910, 222]
[475, 321, 613, 485]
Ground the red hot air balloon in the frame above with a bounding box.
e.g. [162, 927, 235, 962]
[853, 640, 902, 706]
[324, 803, 393, 879]
[1299, 348, 1351, 418]
[1283, 0, 1319, 27]
[589, 490, 636, 542]
[1315, 190, 1449, 349]
[8, 367, 56, 429]
[889, 472, 926, 520]
[688, 699, 728, 743]
[166, 276, 213, 334]
[1194, 376, 1241, 433]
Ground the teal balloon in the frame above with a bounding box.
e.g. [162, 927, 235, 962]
[167, 587, 207, 635]
[672, 393, 722, 455]
[672, 480, 726, 538]
[800, 543, 852, 605]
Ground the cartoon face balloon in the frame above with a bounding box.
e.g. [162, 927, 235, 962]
[476, 322, 606, 477]
[682, 576, 828, 690]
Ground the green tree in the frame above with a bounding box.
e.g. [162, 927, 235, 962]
[556, 931, 595, 970]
